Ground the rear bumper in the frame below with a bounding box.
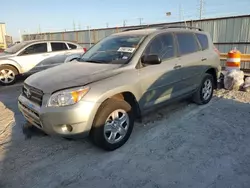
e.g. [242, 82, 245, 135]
[18, 95, 100, 138]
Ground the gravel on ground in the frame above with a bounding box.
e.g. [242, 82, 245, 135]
[0, 84, 250, 188]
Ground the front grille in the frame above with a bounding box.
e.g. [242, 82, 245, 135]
[22, 84, 43, 106]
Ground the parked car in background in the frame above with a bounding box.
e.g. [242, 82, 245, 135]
[0, 40, 84, 85]
[18, 26, 221, 150]
[64, 47, 87, 63]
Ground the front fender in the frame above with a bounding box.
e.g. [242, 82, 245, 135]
[85, 83, 141, 105]
[0, 59, 23, 73]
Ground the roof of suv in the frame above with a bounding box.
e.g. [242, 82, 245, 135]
[114, 26, 205, 36]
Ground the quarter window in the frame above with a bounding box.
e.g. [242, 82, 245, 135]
[176, 33, 199, 56]
[51, 42, 68, 51]
[144, 33, 175, 61]
[67, 43, 77, 49]
[21, 43, 47, 55]
[196, 33, 209, 50]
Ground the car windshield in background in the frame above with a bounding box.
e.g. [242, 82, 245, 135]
[4, 41, 30, 54]
[80, 35, 145, 64]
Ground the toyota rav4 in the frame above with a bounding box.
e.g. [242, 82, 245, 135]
[18, 26, 221, 150]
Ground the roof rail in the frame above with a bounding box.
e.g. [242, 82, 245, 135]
[161, 25, 203, 31]
[122, 25, 160, 32]
[121, 25, 203, 32]
[122, 27, 146, 32]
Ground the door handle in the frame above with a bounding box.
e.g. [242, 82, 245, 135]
[174, 65, 182, 69]
[201, 58, 207, 61]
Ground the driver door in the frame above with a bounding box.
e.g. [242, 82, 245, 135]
[138, 33, 183, 110]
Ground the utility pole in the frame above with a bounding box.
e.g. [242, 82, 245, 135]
[138, 18, 143, 25]
[106, 23, 109, 28]
[73, 20, 76, 31]
[123, 20, 127, 27]
[87, 26, 91, 47]
[38, 24, 41, 33]
[179, 4, 182, 21]
[199, 0, 204, 20]
[78, 23, 81, 30]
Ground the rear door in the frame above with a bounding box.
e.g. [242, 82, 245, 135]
[40, 42, 69, 70]
[174, 32, 203, 94]
[11, 42, 49, 73]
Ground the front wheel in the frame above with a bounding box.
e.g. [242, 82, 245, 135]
[0, 65, 18, 86]
[193, 73, 214, 105]
[90, 99, 134, 151]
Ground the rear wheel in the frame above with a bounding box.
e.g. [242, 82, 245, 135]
[90, 98, 134, 151]
[193, 73, 214, 105]
[0, 65, 18, 86]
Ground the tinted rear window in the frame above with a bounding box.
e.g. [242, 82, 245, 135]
[51, 42, 68, 51]
[176, 33, 199, 56]
[196, 33, 209, 50]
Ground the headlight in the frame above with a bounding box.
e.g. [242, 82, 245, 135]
[48, 87, 89, 107]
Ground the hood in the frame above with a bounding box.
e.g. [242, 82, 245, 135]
[0, 53, 15, 59]
[25, 61, 123, 93]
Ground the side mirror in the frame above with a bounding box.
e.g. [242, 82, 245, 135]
[141, 55, 161, 65]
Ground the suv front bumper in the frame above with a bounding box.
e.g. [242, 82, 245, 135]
[18, 95, 99, 137]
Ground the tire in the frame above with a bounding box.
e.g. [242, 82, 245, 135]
[0, 65, 18, 86]
[193, 73, 214, 105]
[90, 98, 134, 151]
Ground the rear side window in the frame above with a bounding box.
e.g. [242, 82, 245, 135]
[51, 42, 68, 51]
[176, 33, 199, 56]
[68, 43, 77, 49]
[196, 33, 209, 50]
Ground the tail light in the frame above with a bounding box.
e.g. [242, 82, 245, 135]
[83, 48, 87, 53]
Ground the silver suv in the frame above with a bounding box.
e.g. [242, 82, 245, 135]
[18, 26, 221, 150]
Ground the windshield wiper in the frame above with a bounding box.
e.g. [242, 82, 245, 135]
[84, 59, 107, 63]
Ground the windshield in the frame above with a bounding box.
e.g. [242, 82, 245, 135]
[4, 41, 30, 54]
[80, 35, 145, 64]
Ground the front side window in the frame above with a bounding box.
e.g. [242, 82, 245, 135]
[176, 33, 199, 56]
[51, 42, 68, 51]
[21, 43, 47, 55]
[144, 33, 175, 61]
[80, 35, 145, 64]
